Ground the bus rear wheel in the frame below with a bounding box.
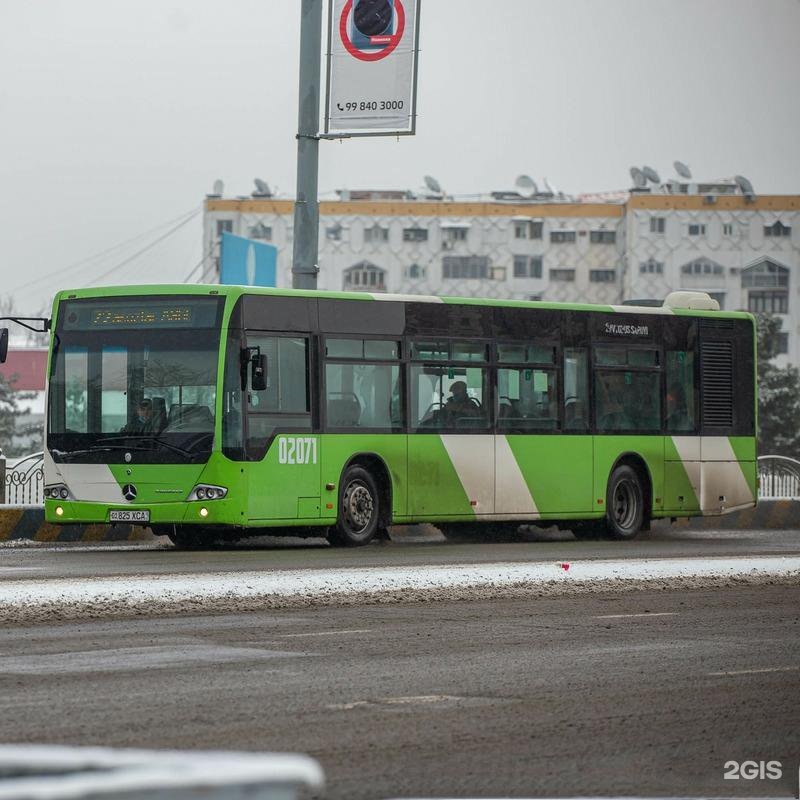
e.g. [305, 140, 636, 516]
[604, 464, 645, 540]
[329, 466, 380, 547]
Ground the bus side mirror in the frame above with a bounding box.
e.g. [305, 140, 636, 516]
[0, 329, 8, 364]
[251, 354, 267, 391]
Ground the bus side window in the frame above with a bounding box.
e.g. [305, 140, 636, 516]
[563, 348, 588, 431]
[666, 351, 696, 432]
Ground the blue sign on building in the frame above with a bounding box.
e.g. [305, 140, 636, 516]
[219, 232, 277, 287]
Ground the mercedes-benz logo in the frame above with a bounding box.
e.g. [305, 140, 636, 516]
[122, 484, 137, 502]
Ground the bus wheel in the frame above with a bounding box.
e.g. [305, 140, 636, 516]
[604, 465, 645, 540]
[329, 466, 380, 547]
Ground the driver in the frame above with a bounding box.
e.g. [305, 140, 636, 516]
[444, 380, 479, 420]
[121, 398, 154, 435]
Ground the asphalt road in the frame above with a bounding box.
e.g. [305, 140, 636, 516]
[0, 584, 798, 799]
[1, 526, 799, 581]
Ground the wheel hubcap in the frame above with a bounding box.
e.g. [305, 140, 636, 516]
[613, 479, 638, 530]
[344, 481, 374, 533]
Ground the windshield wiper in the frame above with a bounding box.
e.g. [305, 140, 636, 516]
[95, 434, 196, 459]
[52, 444, 151, 462]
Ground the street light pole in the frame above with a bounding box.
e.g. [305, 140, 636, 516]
[291, 0, 323, 290]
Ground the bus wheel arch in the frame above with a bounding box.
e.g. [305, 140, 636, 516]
[604, 453, 652, 540]
[329, 453, 392, 546]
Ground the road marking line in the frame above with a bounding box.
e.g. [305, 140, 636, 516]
[594, 612, 678, 619]
[280, 628, 372, 638]
[707, 666, 799, 677]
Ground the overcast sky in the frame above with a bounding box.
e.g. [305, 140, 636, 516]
[1, 0, 798, 313]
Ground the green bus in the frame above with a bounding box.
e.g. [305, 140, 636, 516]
[38, 285, 757, 546]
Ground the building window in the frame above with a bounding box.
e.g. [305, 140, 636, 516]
[650, 217, 665, 234]
[514, 220, 543, 240]
[406, 263, 426, 280]
[549, 268, 575, 282]
[681, 257, 724, 276]
[639, 259, 664, 274]
[748, 291, 788, 314]
[248, 223, 272, 241]
[764, 220, 791, 237]
[364, 224, 389, 244]
[741, 259, 790, 288]
[550, 230, 577, 244]
[343, 261, 387, 292]
[443, 226, 469, 242]
[708, 292, 726, 310]
[326, 224, 343, 241]
[513, 255, 543, 279]
[403, 227, 428, 242]
[216, 220, 233, 238]
[590, 230, 616, 244]
[688, 223, 706, 236]
[777, 332, 789, 354]
[590, 269, 616, 283]
[442, 256, 490, 280]
[723, 223, 734, 236]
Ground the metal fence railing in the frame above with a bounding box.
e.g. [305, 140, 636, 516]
[758, 455, 800, 501]
[1, 452, 44, 505]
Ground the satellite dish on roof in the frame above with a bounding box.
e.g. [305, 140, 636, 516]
[253, 178, 272, 197]
[734, 175, 755, 196]
[542, 177, 556, 196]
[629, 167, 647, 188]
[643, 165, 660, 184]
[674, 160, 692, 179]
[212, 179, 224, 196]
[515, 174, 538, 197]
[424, 175, 442, 194]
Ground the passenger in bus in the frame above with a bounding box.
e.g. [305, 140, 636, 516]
[666, 382, 693, 431]
[120, 398, 154, 435]
[444, 380, 481, 423]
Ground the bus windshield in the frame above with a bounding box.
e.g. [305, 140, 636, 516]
[48, 296, 224, 464]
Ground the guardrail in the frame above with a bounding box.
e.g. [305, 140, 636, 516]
[2, 452, 43, 505]
[0, 745, 324, 799]
[758, 455, 800, 501]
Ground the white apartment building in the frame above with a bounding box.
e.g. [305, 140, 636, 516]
[202, 189, 800, 366]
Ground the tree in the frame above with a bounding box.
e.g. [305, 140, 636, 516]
[0, 295, 48, 456]
[0, 372, 38, 457]
[756, 313, 800, 457]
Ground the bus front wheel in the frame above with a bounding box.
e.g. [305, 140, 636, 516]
[329, 466, 380, 547]
[604, 464, 645, 540]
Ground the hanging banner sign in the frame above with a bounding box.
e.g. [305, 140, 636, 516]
[325, 0, 421, 136]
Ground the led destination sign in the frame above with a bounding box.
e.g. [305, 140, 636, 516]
[60, 297, 222, 331]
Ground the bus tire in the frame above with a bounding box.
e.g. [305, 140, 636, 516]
[329, 466, 380, 547]
[604, 464, 645, 540]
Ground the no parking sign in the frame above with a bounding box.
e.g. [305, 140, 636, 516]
[325, 0, 421, 136]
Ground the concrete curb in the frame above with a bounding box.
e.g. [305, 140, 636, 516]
[0, 501, 797, 543]
[0, 508, 153, 543]
[663, 500, 800, 531]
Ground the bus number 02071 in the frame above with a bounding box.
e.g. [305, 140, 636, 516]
[277, 436, 318, 465]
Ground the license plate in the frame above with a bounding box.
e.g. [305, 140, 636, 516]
[109, 509, 150, 523]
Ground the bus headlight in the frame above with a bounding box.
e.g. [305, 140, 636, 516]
[188, 484, 227, 502]
[45, 484, 71, 500]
